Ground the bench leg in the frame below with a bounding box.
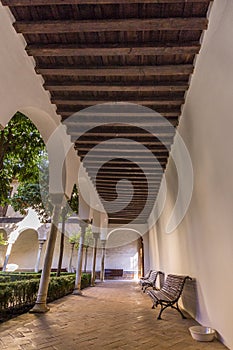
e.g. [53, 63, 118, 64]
[171, 303, 187, 319]
[157, 304, 169, 320]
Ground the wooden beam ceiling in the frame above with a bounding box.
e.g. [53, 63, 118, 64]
[3, 0, 212, 224]
[2, 0, 212, 5]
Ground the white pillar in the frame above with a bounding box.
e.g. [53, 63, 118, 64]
[68, 242, 75, 273]
[91, 232, 100, 286]
[30, 204, 61, 313]
[73, 221, 88, 295]
[100, 239, 106, 282]
[2, 242, 13, 272]
[34, 239, 46, 273]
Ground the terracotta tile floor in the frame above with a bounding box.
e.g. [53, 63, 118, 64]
[0, 281, 228, 349]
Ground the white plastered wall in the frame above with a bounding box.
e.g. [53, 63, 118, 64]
[148, 1, 233, 348]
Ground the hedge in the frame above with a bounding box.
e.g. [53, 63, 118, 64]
[0, 273, 91, 322]
[0, 271, 75, 282]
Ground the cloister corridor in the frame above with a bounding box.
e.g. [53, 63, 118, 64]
[0, 281, 226, 350]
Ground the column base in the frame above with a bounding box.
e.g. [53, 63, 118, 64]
[72, 288, 83, 295]
[29, 303, 50, 313]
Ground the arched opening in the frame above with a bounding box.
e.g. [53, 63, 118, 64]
[8, 228, 38, 271]
[105, 228, 143, 280]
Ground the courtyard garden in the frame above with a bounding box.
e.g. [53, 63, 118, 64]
[0, 271, 91, 322]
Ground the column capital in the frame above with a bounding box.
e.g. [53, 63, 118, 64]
[100, 239, 106, 248]
[92, 232, 100, 240]
[80, 219, 90, 228]
[38, 239, 46, 245]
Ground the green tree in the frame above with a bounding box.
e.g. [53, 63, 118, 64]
[11, 180, 79, 276]
[56, 185, 79, 276]
[11, 157, 52, 222]
[69, 225, 93, 273]
[0, 112, 45, 214]
[0, 232, 7, 246]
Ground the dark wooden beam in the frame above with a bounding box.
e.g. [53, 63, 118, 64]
[98, 193, 156, 198]
[36, 64, 193, 77]
[83, 159, 167, 164]
[65, 117, 179, 128]
[2, 0, 212, 6]
[77, 145, 169, 152]
[64, 112, 180, 119]
[53, 97, 184, 106]
[46, 82, 188, 92]
[72, 134, 174, 141]
[108, 219, 147, 224]
[91, 169, 164, 174]
[79, 153, 168, 159]
[14, 18, 208, 34]
[31, 43, 199, 57]
[86, 166, 164, 172]
[76, 135, 172, 143]
[96, 183, 157, 188]
[76, 140, 171, 146]
[92, 171, 163, 176]
[93, 178, 161, 187]
[79, 151, 170, 158]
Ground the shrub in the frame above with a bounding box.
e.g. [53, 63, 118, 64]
[0, 273, 91, 322]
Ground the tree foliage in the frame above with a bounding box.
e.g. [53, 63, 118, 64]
[0, 233, 7, 246]
[0, 112, 45, 208]
[69, 225, 93, 249]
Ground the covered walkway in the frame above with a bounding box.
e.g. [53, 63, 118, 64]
[0, 281, 226, 350]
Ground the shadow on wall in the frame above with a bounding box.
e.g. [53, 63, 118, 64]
[181, 277, 198, 318]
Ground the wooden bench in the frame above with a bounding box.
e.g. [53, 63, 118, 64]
[139, 270, 161, 293]
[147, 274, 192, 319]
[104, 269, 123, 279]
[139, 270, 152, 282]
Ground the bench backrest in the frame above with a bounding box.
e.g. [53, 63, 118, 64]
[148, 270, 159, 283]
[143, 270, 152, 279]
[161, 274, 191, 301]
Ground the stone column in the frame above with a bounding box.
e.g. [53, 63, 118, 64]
[34, 239, 46, 273]
[100, 239, 106, 282]
[68, 242, 75, 273]
[30, 204, 61, 313]
[91, 232, 100, 286]
[137, 237, 144, 279]
[2, 242, 13, 272]
[83, 245, 88, 273]
[73, 221, 87, 295]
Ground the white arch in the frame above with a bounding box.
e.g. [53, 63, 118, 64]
[107, 227, 142, 241]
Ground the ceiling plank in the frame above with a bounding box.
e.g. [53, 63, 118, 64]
[62, 112, 180, 119]
[46, 82, 188, 92]
[31, 44, 199, 57]
[14, 18, 208, 34]
[53, 98, 183, 106]
[77, 145, 169, 152]
[2, 0, 212, 6]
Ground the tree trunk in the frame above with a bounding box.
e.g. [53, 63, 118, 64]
[56, 208, 66, 277]
[0, 205, 8, 217]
